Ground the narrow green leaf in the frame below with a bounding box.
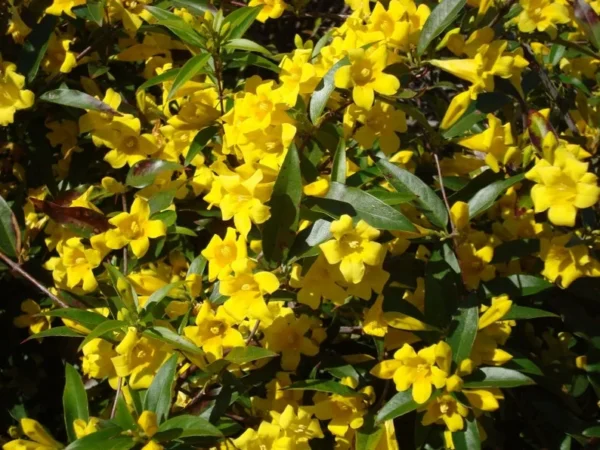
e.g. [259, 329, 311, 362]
[64, 426, 128, 450]
[417, 0, 467, 55]
[167, 53, 211, 100]
[453, 415, 481, 450]
[78, 320, 128, 351]
[187, 255, 207, 278]
[262, 144, 302, 265]
[286, 379, 358, 397]
[376, 389, 438, 423]
[144, 327, 203, 355]
[154, 415, 222, 441]
[112, 394, 137, 430]
[0, 195, 18, 258]
[463, 367, 535, 388]
[17, 15, 57, 82]
[309, 57, 350, 124]
[144, 354, 178, 423]
[559, 74, 592, 95]
[223, 51, 280, 72]
[331, 138, 347, 184]
[377, 159, 448, 229]
[63, 364, 89, 442]
[185, 125, 219, 165]
[126, 159, 183, 189]
[104, 263, 138, 312]
[145, 6, 207, 48]
[503, 305, 558, 320]
[583, 426, 600, 437]
[356, 415, 384, 450]
[446, 296, 479, 365]
[325, 182, 416, 232]
[223, 6, 262, 39]
[549, 44, 566, 66]
[225, 346, 278, 365]
[42, 309, 108, 331]
[39, 89, 117, 113]
[24, 326, 84, 341]
[137, 68, 179, 92]
[87, 0, 105, 25]
[171, 0, 217, 14]
[143, 281, 185, 313]
[468, 173, 525, 218]
[485, 274, 552, 297]
[224, 38, 272, 57]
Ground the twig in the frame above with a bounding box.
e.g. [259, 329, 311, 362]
[76, 45, 93, 62]
[433, 154, 457, 238]
[489, 0, 516, 28]
[121, 194, 128, 274]
[245, 320, 260, 344]
[110, 378, 122, 419]
[0, 251, 69, 308]
[375, 380, 391, 410]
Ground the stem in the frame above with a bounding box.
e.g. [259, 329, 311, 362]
[121, 194, 128, 275]
[110, 378, 122, 419]
[433, 154, 457, 238]
[0, 251, 69, 309]
[245, 320, 260, 344]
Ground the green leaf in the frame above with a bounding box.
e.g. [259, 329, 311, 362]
[225, 346, 278, 365]
[63, 364, 89, 442]
[87, 0, 105, 25]
[105, 263, 138, 312]
[185, 125, 219, 165]
[137, 68, 179, 92]
[549, 44, 566, 66]
[377, 159, 448, 229]
[443, 110, 486, 139]
[78, 320, 127, 351]
[286, 379, 358, 396]
[376, 389, 436, 423]
[331, 138, 347, 184]
[468, 173, 525, 218]
[42, 309, 108, 331]
[112, 394, 136, 430]
[24, 326, 84, 341]
[262, 143, 302, 265]
[64, 426, 130, 450]
[503, 305, 558, 320]
[223, 6, 262, 39]
[325, 182, 416, 232]
[583, 426, 600, 437]
[368, 190, 415, 206]
[446, 296, 479, 365]
[126, 159, 183, 189]
[168, 53, 211, 101]
[485, 274, 552, 297]
[17, 15, 57, 83]
[145, 6, 206, 48]
[491, 238, 540, 263]
[154, 415, 222, 441]
[559, 74, 592, 95]
[224, 38, 272, 57]
[39, 89, 117, 113]
[0, 194, 18, 258]
[356, 415, 384, 450]
[170, 0, 217, 14]
[309, 57, 350, 124]
[187, 255, 207, 278]
[573, 0, 600, 50]
[143, 281, 185, 313]
[452, 415, 481, 450]
[144, 354, 178, 423]
[144, 327, 203, 355]
[462, 367, 536, 388]
[417, 0, 467, 55]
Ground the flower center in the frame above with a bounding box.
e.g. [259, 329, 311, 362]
[241, 283, 253, 291]
[124, 136, 138, 150]
[416, 363, 429, 373]
[440, 402, 450, 414]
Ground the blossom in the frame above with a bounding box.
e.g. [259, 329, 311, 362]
[279, 49, 319, 104]
[334, 45, 400, 109]
[104, 197, 167, 258]
[107, 0, 152, 33]
[3, 418, 62, 450]
[515, 0, 571, 38]
[73, 418, 101, 439]
[202, 227, 248, 281]
[263, 314, 321, 370]
[81, 338, 117, 380]
[13, 299, 52, 335]
[138, 411, 163, 450]
[320, 215, 384, 284]
[0, 56, 34, 126]
[45, 0, 87, 17]
[290, 255, 347, 309]
[270, 405, 324, 446]
[42, 33, 78, 74]
[44, 237, 103, 293]
[370, 342, 451, 404]
[455, 232, 496, 290]
[421, 394, 469, 432]
[249, 0, 287, 23]
[525, 149, 600, 227]
[233, 421, 290, 449]
[184, 302, 245, 361]
[540, 234, 600, 288]
[366, 0, 430, 51]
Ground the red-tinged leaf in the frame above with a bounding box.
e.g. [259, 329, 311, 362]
[573, 0, 600, 50]
[126, 159, 183, 189]
[527, 110, 557, 152]
[52, 190, 84, 207]
[29, 198, 112, 234]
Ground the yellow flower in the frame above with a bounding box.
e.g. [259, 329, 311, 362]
[3, 418, 62, 450]
[138, 410, 164, 450]
[94, 116, 160, 168]
[46, 120, 79, 154]
[270, 405, 324, 443]
[249, 0, 287, 23]
[290, 255, 347, 309]
[515, 0, 570, 38]
[102, 176, 127, 195]
[233, 421, 290, 449]
[320, 215, 384, 284]
[104, 197, 167, 258]
[111, 327, 172, 389]
[44, 237, 102, 293]
[0, 56, 34, 126]
[6, 7, 31, 44]
[279, 48, 319, 105]
[108, 0, 152, 33]
[345, 101, 407, 155]
[367, 0, 430, 51]
[458, 114, 519, 172]
[334, 45, 400, 109]
[456, 232, 496, 290]
[421, 394, 469, 432]
[263, 314, 321, 370]
[45, 0, 87, 17]
[73, 418, 100, 439]
[81, 338, 117, 380]
[252, 372, 303, 414]
[184, 302, 245, 361]
[471, 296, 514, 367]
[202, 227, 247, 281]
[540, 234, 600, 288]
[370, 342, 451, 404]
[525, 149, 600, 227]
[440, 90, 473, 129]
[42, 33, 78, 74]
[13, 300, 52, 335]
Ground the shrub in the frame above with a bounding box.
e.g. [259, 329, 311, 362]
[1, 0, 600, 449]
